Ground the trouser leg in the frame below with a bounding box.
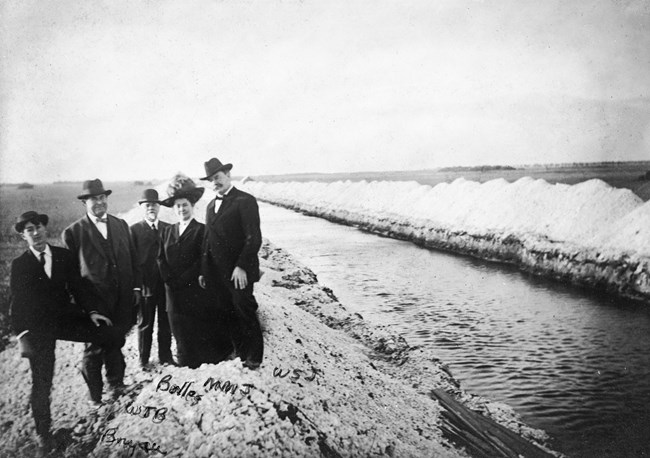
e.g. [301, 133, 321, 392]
[55, 313, 124, 402]
[156, 299, 173, 362]
[103, 340, 126, 388]
[81, 343, 104, 402]
[28, 338, 55, 438]
[137, 297, 155, 365]
[225, 281, 263, 365]
[81, 331, 126, 398]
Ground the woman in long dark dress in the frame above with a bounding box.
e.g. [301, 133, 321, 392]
[157, 175, 232, 368]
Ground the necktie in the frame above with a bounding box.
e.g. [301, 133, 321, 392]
[39, 252, 46, 266]
[96, 216, 108, 224]
[151, 224, 157, 232]
[215, 195, 224, 201]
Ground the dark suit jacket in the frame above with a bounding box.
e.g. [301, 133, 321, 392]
[62, 214, 141, 330]
[158, 219, 205, 315]
[201, 187, 262, 283]
[130, 219, 170, 297]
[10, 245, 102, 335]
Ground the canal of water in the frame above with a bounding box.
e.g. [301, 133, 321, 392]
[259, 203, 650, 458]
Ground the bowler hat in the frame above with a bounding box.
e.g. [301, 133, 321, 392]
[138, 189, 162, 204]
[200, 157, 233, 180]
[161, 174, 205, 207]
[77, 179, 112, 200]
[14, 211, 49, 233]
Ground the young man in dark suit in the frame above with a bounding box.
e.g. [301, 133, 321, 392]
[199, 157, 264, 369]
[62, 179, 142, 403]
[10, 211, 120, 455]
[130, 189, 173, 368]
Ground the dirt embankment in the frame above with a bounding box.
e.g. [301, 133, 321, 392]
[360, 213, 650, 302]
[0, 241, 557, 458]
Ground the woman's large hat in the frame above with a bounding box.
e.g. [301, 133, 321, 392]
[200, 157, 233, 180]
[77, 179, 112, 200]
[14, 211, 49, 233]
[160, 174, 205, 207]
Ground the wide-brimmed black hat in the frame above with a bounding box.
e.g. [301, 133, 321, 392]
[14, 211, 49, 233]
[138, 188, 162, 204]
[161, 174, 205, 207]
[77, 179, 112, 200]
[200, 157, 233, 180]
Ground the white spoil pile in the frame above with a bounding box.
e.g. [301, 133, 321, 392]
[243, 178, 650, 301]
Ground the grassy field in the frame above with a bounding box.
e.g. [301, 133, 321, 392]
[0, 181, 159, 350]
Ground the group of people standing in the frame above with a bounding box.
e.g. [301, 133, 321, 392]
[9, 157, 264, 455]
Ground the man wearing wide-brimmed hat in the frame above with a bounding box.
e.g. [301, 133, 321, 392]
[10, 210, 121, 454]
[130, 189, 174, 368]
[199, 157, 264, 369]
[62, 179, 142, 404]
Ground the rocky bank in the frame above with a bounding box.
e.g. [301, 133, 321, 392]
[0, 240, 557, 458]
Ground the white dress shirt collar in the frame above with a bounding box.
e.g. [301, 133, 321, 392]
[88, 212, 109, 238]
[29, 244, 52, 278]
[178, 218, 193, 236]
[145, 218, 160, 230]
[214, 185, 234, 213]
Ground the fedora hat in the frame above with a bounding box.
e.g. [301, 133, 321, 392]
[161, 174, 205, 207]
[138, 188, 162, 204]
[77, 179, 112, 200]
[200, 157, 233, 180]
[14, 211, 49, 233]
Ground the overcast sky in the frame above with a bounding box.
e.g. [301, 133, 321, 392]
[1, 0, 649, 183]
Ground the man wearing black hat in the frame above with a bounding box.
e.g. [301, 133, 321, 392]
[130, 189, 173, 368]
[199, 158, 264, 369]
[62, 179, 142, 403]
[10, 211, 120, 454]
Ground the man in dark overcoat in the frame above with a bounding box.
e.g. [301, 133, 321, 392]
[10, 211, 120, 455]
[130, 189, 173, 368]
[62, 179, 142, 402]
[199, 157, 264, 369]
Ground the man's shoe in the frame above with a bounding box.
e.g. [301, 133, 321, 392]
[159, 357, 177, 366]
[243, 359, 261, 370]
[107, 383, 127, 401]
[87, 399, 103, 411]
[35, 433, 54, 457]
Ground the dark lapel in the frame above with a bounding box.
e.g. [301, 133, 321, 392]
[27, 248, 48, 278]
[85, 215, 108, 259]
[106, 214, 121, 253]
[169, 222, 181, 245]
[179, 219, 198, 242]
[49, 246, 65, 283]
[215, 188, 237, 219]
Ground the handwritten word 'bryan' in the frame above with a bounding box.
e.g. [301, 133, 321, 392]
[272, 367, 317, 382]
[124, 403, 168, 423]
[100, 427, 168, 457]
[156, 375, 202, 405]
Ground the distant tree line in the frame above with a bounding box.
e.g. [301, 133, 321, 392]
[520, 160, 650, 169]
[439, 165, 517, 172]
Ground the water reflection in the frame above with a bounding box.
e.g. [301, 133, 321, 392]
[259, 203, 650, 457]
